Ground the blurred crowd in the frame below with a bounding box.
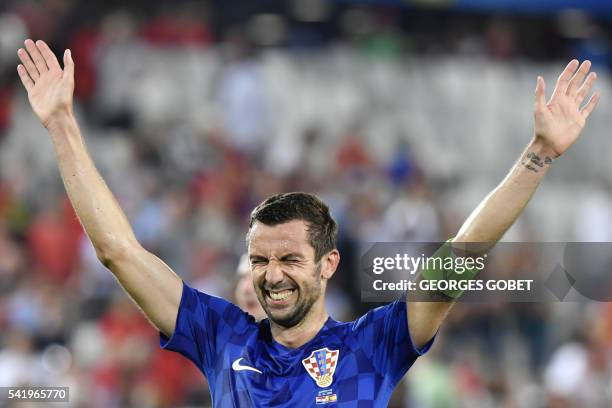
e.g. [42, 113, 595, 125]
[1, 1, 612, 407]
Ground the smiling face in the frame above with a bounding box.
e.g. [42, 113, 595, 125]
[248, 220, 330, 328]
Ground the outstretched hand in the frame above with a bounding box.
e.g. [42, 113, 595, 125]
[534, 59, 600, 157]
[17, 39, 74, 129]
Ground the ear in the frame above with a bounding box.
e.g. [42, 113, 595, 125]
[320, 249, 340, 280]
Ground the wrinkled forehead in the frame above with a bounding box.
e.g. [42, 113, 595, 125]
[247, 220, 313, 257]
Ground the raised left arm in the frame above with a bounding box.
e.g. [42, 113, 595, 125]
[408, 60, 600, 348]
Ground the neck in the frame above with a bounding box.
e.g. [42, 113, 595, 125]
[270, 304, 328, 349]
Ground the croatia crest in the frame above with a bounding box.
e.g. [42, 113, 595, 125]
[302, 348, 340, 388]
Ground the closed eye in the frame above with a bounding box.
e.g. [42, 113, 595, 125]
[280, 255, 304, 263]
[250, 257, 268, 265]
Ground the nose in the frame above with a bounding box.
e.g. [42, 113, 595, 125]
[265, 260, 284, 286]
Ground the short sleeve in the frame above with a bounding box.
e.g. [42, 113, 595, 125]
[352, 298, 435, 385]
[160, 281, 255, 373]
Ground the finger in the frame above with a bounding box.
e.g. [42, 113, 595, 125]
[534, 76, 547, 111]
[35, 40, 61, 71]
[567, 60, 591, 97]
[17, 47, 39, 80]
[24, 39, 48, 74]
[62, 49, 74, 82]
[551, 59, 579, 100]
[17, 64, 34, 91]
[576, 72, 597, 105]
[581, 91, 600, 119]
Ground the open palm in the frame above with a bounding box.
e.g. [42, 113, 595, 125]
[17, 39, 74, 128]
[534, 59, 600, 157]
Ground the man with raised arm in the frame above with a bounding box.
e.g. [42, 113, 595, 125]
[17, 39, 599, 407]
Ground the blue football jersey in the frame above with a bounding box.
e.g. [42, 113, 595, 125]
[160, 281, 434, 407]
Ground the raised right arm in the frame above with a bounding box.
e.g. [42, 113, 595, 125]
[17, 39, 182, 337]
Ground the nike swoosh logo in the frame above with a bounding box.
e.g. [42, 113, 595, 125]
[232, 358, 262, 374]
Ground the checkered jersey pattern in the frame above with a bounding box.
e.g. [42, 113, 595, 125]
[160, 281, 434, 407]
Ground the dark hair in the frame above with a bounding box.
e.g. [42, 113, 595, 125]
[248, 192, 338, 262]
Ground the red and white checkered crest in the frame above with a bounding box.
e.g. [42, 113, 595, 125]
[302, 347, 340, 388]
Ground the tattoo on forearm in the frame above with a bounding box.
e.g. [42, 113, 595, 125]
[521, 152, 553, 173]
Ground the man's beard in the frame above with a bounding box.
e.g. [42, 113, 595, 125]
[258, 263, 322, 328]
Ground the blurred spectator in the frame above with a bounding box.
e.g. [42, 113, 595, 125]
[234, 253, 266, 320]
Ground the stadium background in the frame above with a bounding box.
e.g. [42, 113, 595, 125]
[1, 0, 612, 406]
